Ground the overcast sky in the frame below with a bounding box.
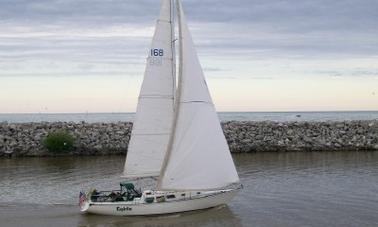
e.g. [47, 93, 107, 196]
[0, 0, 377, 113]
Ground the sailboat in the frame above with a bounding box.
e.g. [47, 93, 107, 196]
[79, 0, 241, 216]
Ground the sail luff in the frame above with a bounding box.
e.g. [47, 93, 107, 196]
[157, 0, 182, 189]
[123, 0, 175, 178]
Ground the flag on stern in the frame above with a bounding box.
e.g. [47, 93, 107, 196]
[79, 191, 87, 207]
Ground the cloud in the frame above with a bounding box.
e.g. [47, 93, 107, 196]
[0, 0, 160, 25]
[0, 0, 377, 78]
[319, 69, 378, 78]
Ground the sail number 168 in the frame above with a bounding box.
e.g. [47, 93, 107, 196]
[150, 49, 164, 57]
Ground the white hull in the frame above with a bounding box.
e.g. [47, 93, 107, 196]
[80, 189, 238, 216]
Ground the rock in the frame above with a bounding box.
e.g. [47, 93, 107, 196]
[4, 150, 13, 154]
[93, 145, 103, 150]
[336, 123, 344, 128]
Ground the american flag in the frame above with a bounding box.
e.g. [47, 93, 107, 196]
[79, 191, 87, 207]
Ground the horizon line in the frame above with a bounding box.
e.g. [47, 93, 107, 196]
[1, 110, 378, 115]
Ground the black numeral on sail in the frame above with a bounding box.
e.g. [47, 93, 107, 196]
[149, 48, 164, 65]
[151, 49, 164, 57]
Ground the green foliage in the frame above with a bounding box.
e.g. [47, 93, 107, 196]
[43, 130, 75, 153]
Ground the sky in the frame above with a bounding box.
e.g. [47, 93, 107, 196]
[0, 0, 377, 113]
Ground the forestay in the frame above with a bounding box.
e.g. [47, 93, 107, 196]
[123, 0, 175, 178]
[158, 0, 240, 190]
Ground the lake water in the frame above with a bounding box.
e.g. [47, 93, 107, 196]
[1, 152, 377, 227]
[1, 111, 378, 123]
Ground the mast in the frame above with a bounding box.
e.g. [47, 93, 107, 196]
[170, 0, 176, 103]
[157, 0, 182, 189]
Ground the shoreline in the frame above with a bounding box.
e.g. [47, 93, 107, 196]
[1, 120, 377, 157]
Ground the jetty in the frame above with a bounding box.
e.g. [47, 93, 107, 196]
[0, 120, 377, 157]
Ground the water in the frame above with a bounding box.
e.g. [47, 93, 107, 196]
[1, 111, 378, 123]
[1, 152, 378, 227]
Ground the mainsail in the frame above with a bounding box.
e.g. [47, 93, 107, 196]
[123, 0, 176, 178]
[158, 0, 240, 190]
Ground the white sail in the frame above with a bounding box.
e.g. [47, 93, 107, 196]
[123, 0, 175, 178]
[158, 0, 240, 190]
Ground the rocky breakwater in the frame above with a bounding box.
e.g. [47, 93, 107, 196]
[0, 122, 132, 157]
[223, 120, 378, 152]
[0, 120, 378, 157]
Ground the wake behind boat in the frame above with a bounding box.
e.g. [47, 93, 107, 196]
[80, 0, 241, 216]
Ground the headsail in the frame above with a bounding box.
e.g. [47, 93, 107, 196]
[158, 0, 240, 190]
[123, 0, 176, 178]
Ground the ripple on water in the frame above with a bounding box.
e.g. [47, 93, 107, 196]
[1, 152, 378, 227]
